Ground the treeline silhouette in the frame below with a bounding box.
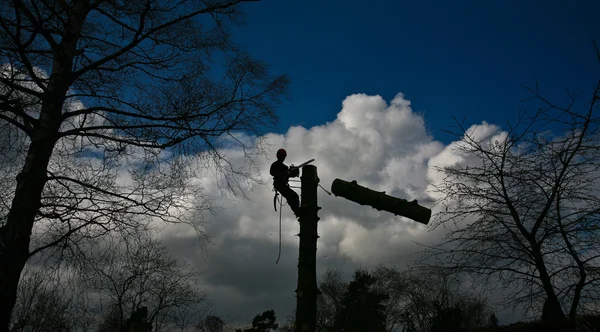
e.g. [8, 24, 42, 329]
[221, 265, 600, 332]
[8, 225, 600, 332]
[236, 266, 600, 332]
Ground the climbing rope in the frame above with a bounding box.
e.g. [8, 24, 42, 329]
[276, 195, 282, 264]
[318, 183, 332, 195]
[275, 194, 287, 264]
[273, 176, 300, 264]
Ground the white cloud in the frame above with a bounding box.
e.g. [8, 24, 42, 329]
[159, 92, 456, 323]
[426, 121, 508, 200]
[2, 83, 525, 325]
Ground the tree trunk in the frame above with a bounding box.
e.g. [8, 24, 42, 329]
[531, 244, 566, 322]
[295, 165, 319, 332]
[569, 269, 586, 319]
[542, 296, 565, 323]
[0, 128, 58, 331]
[0, 2, 90, 329]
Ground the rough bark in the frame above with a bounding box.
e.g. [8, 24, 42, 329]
[295, 165, 319, 332]
[0, 139, 54, 331]
[530, 243, 566, 321]
[0, 1, 91, 329]
[331, 178, 431, 225]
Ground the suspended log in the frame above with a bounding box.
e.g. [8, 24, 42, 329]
[331, 178, 431, 225]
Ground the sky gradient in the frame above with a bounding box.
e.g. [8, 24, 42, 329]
[163, 0, 600, 324]
[4, 1, 599, 329]
[234, 0, 600, 143]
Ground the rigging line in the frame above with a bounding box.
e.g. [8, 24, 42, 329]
[276, 195, 283, 264]
[318, 183, 332, 195]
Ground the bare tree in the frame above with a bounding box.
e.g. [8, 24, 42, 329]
[69, 231, 210, 332]
[0, 0, 289, 329]
[9, 265, 75, 332]
[396, 267, 489, 332]
[426, 47, 600, 321]
[314, 266, 488, 332]
[316, 269, 345, 332]
[369, 265, 412, 332]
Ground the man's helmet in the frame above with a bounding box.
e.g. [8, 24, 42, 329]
[276, 148, 287, 158]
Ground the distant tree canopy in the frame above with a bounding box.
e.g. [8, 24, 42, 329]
[198, 315, 226, 332]
[235, 309, 279, 332]
[488, 313, 499, 327]
[9, 271, 73, 332]
[10, 229, 210, 332]
[332, 270, 389, 332]
[11, 260, 600, 332]
[315, 266, 490, 332]
[121, 307, 153, 332]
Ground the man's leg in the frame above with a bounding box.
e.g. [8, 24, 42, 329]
[277, 185, 301, 217]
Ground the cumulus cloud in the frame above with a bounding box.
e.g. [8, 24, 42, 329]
[1, 62, 531, 326]
[1, 74, 523, 324]
[158, 92, 456, 323]
[426, 121, 508, 200]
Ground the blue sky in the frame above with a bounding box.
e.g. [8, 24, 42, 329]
[233, 0, 600, 144]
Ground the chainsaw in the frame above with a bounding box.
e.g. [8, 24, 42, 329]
[289, 158, 315, 171]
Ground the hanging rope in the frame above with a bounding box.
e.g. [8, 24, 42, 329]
[318, 183, 332, 195]
[276, 194, 283, 264]
[273, 177, 297, 264]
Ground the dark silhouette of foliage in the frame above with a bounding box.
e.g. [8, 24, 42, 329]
[276, 313, 296, 332]
[430, 304, 465, 332]
[316, 269, 345, 331]
[400, 310, 416, 332]
[252, 310, 279, 332]
[95, 305, 121, 332]
[314, 266, 490, 332]
[332, 270, 389, 332]
[9, 283, 72, 332]
[470, 314, 600, 332]
[74, 231, 209, 331]
[488, 313, 499, 327]
[198, 315, 226, 332]
[235, 309, 279, 332]
[121, 307, 152, 332]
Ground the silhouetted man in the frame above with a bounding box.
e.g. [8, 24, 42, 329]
[270, 148, 302, 218]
